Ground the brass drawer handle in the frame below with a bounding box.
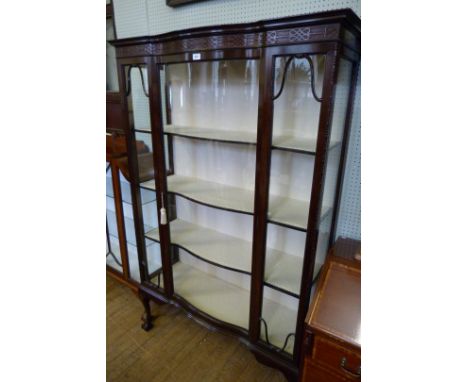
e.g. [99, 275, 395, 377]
[340, 357, 361, 378]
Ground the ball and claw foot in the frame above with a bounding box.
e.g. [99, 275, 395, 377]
[141, 312, 154, 331]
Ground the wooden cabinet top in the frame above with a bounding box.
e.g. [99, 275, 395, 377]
[306, 239, 361, 348]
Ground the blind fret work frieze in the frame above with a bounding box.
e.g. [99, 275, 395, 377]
[116, 24, 342, 58]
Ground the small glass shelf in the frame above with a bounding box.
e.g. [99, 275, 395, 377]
[106, 233, 162, 281]
[107, 209, 155, 246]
[106, 173, 156, 205]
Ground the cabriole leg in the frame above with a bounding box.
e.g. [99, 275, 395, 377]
[140, 294, 154, 331]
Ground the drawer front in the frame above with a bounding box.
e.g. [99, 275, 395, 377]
[302, 359, 347, 382]
[312, 336, 361, 380]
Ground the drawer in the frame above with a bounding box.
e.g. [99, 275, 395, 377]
[312, 336, 361, 380]
[302, 359, 347, 382]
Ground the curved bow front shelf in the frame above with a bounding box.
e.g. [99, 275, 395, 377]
[163, 125, 339, 155]
[167, 261, 297, 354]
[140, 174, 332, 231]
[145, 218, 321, 297]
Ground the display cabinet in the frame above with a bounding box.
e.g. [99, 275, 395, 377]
[110, 9, 360, 381]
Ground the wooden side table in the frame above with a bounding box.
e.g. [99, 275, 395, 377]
[300, 238, 361, 381]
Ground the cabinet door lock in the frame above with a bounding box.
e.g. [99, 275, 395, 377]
[160, 192, 167, 225]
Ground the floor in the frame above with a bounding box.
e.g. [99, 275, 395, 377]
[107, 275, 287, 382]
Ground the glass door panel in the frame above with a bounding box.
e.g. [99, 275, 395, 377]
[155, 59, 259, 330]
[261, 54, 326, 355]
[122, 64, 162, 285]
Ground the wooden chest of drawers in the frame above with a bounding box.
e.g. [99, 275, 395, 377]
[300, 239, 361, 381]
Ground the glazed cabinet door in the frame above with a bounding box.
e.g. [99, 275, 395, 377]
[147, 57, 261, 332]
[252, 47, 356, 361]
[111, 61, 165, 288]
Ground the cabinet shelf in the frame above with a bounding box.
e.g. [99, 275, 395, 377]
[164, 125, 338, 154]
[140, 174, 331, 231]
[107, 173, 156, 205]
[272, 135, 339, 155]
[146, 219, 252, 274]
[264, 254, 321, 297]
[134, 128, 152, 134]
[154, 175, 253, 214]
[164, 125, 257, 146]
[145, 218, 311, 296]
[171, 261, 297, 353]
[268, 196, 332, 231]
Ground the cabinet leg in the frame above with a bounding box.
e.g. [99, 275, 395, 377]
[140, 295, 154, 331]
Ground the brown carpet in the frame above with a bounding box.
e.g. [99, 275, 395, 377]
[107, 275, 286, 382]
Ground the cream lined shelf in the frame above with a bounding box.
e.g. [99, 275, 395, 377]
[164, 124, 339, 154]
[268, 195, 331, 231]
[164, 125, 257, 145]
[169, 261, 297, 353]
[167, 175, 254, 214]
[140, 174, 331, 231]
[272, 134, 341, 154]
[146, 219, 252, 273]
[145, 218, 316, 296]
[140, 176, 254, 214]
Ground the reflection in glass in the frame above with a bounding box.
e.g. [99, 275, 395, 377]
[272, 55, 325, 154]
[106, 18, 119, 91]
[313, 58, 353, 275]
[164, 60, 259, 141]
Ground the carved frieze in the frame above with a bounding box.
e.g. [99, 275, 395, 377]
[114, 18, 346, 59]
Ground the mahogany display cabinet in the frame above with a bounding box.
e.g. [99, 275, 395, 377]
[110, 9, 360, 381]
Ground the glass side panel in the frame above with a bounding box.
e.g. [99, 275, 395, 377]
[262, 54, 326, 355]
[106, 162, 125, 274]
[313, 58, 354, 281]
[121, 64, 162, 285]
[155, 59, 260, 330]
